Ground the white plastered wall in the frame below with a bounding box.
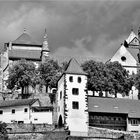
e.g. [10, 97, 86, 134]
[65, 74, 88, 136]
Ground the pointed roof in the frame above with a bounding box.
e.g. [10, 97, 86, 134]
[12, 29, 40, 45]
[42, 28, 49, 52]
[64, 58, 87, 75]
[126, 30, 138, 44]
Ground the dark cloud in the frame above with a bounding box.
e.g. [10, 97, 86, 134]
[0, 0, 140, 61]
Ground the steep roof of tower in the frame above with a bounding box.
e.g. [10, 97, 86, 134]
[42, 29, 49, 52]
[12, 32, 41, 46]
[64, 58, 87, 75]
[126, 30, 138, 44]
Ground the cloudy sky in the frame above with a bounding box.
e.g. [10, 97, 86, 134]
[0, 0, 140, 62]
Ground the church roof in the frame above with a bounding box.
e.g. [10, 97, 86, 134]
[9, 49, 41, 61]
[127, 47, 139, 62]
[12, 31, 41, 46]
[88, 97, 140, 118]
[64, 58, 87, 75]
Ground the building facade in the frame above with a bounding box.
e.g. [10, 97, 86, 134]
[0, 99, 53, 124]
[57, 58, 88, 136]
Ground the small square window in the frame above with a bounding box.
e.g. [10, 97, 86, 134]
[72, 88, 79, 95]
[24, 108, 28, 113]
[0, 110, 3, 115]
[12, 109, 15, 114]
[78, 77, 81, 83]
[69, 76, 73, 82]
[72, 101, 79, 109]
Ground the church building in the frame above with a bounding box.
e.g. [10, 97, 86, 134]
[0, 29, 49, 95]
[111, 29, 140, 75]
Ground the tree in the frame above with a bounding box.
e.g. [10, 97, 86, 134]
[6, 59, 36, 98]
[106, 61, 133, 97]
[38, 59, 61, 91]
[134, 71, 140, 99]
[81, 60, 111, 96]
[82, 60, 133, 97]
[0, 122, 8, 140]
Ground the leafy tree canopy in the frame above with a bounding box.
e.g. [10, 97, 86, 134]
[6, 59, 36, 94]
[38, 59, 62, 89]
[82, 60, 133, 97]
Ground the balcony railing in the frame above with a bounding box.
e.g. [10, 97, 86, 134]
[89, 119, 127, 127]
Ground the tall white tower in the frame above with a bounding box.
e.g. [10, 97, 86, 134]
[41, 29, 50, 63]
[57, 58, 88, 136]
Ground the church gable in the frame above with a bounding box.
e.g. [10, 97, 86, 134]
[129, 37, 139, 48]
[111, 45, 137, 67]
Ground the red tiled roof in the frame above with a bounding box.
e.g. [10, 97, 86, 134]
[0, 99, 38, 108]
[64, 58, 87, 75]
[88, 97, 140, 118]
[9, 49, 41, 61]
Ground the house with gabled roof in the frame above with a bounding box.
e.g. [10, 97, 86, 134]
[0, 98, 53, 124]
[88, 96, 140, 133]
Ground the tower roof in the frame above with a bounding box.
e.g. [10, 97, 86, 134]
[42, 29, 49, 52]
[64, 58, 87, 75]
[126, 30, 138, 44]
[12, 30, 40, 45]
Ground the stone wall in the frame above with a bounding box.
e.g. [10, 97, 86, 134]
[88, 126, 140, 140]
[7, 123, 54, 133]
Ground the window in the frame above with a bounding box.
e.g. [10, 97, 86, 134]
[72, 101, 79, 109]
[121, 56, 126, 62]
[69, 76, 73, 82]
[72, 88, 79, 95]
[78, 77, 81, 83]
[12, 109, 15, 114]
[60, 91, 62, 99]
[0, 110, 3, 115]
[24, 108, 28, 113]
[130, 119, 139, 126]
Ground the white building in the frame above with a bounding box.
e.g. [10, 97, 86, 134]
[0, 99, 53, 124]
[111, 29, 140, 75]
[57, 58, 88, 136]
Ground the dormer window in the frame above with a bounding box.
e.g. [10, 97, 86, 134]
[121, 56, 126, 62]
[78, 77, 81, 83]
[69, 76, 73, 82]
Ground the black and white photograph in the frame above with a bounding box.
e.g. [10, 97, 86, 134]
[0, 0, 140, 139]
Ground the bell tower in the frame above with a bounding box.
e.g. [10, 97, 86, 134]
[41, 29, 50, 63]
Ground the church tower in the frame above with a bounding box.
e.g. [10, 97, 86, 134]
[41, 29, 50, 63]
[57, 58, 88, 136]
